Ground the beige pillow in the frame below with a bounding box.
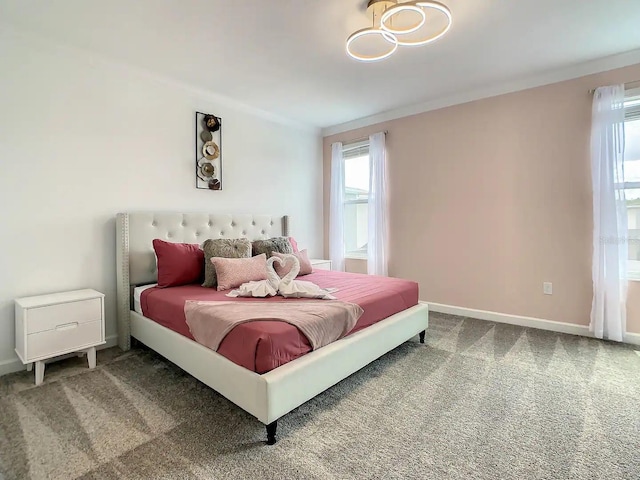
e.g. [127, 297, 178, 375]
[271, 250, 313, 277]
[201, 238, 251, 288]
[211, 254, 268, 291]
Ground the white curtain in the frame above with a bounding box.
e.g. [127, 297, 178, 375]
[368, 132, 389, 276]
[330, 142, 345, 272]
[590, 85, 627, 342]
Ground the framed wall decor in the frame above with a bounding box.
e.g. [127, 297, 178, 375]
[195, 111, 222, 190]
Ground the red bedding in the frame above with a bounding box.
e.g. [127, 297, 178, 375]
[140, 269, 419, 373]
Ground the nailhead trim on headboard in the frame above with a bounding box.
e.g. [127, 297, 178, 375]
[116, 213, 131, 350]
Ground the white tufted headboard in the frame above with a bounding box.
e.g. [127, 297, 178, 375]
[116, 212, 290, 350]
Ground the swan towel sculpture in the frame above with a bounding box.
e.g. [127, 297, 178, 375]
[228, 255, 338, 299]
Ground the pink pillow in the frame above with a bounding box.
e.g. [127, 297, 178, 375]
[153, 239, 204, 288]
[272, 250, 313, 278]
[288, 237, 300, 253]
[211, 253, 268, 291]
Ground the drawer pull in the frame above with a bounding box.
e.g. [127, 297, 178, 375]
[56, 322, 79, 331]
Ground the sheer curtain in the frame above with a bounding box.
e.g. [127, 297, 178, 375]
[590, 85, 627, 342]
[330, 142, 345, 272]
[368, 132, 389, 276]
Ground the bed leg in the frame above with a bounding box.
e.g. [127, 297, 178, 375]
[266, 421, 277, 445]
[419, 330, 426, 344]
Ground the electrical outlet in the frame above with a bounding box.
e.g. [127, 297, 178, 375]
[543, 282, 553, 295]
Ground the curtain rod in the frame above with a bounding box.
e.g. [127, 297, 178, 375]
[339, 130, 388, 145]
[589, 80, 640, 94]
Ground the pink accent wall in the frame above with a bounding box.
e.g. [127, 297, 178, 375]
[324, 63, 640, 334]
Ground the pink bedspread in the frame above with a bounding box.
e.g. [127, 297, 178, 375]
[140, 269, 419, 373]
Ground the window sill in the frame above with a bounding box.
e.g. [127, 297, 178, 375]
[628, 273, 640, 282]
[345, 254, 367, 261]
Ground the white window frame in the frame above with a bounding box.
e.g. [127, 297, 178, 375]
[623, 88, 640, 279]
[342, 140, 370, 260]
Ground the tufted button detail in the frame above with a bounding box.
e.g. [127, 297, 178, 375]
[270, 221, 274, 226]
[220, 231, 224, 236]
[231, 222, 236, 227]
[195, 232, 200, 237]
[181, 221, 186, 227]
[167, 233, 173, 238]
[261, 230, 266, 234]
[152, 221, 157, 227]
[252, 221, 256, 226]
[208, 221, 213, 227]
[242, 231, 246, 235]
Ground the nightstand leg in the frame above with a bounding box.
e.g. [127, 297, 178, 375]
[26, 363, 33, 372]
[35, 361, 45, 385]
[87, 347, 97, 369]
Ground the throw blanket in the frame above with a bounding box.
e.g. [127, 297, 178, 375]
[184, 300, 364, 351]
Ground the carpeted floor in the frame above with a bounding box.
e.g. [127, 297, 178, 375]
[1, 313, 639, 480]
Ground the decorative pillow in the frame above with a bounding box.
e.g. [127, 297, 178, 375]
[153, 239, 204, 288]
[288, 236, 300, 253]
[272, 250, 313, 278]
[252, 237, 293, 257]
[211, 254, 268, 291]
[202, 238, 252, 288]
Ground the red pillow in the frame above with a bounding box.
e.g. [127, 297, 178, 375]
[153, 239, 204, 288]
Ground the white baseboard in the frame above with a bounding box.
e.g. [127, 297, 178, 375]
[625, 332, 640, 346]
[0, 334, 119, 377]
[428, 303, 640, 347]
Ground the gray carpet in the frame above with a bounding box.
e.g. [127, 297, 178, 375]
[1, 313, 639, 480]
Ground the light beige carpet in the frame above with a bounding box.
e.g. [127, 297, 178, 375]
[1, 313, 639, 480]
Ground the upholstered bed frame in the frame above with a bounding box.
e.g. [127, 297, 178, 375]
[116, 212, 429, 444]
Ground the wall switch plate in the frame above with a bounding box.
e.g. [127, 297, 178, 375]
[543, 282, 553, 295]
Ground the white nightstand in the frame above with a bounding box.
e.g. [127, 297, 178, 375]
[15, 289, 105, 385]
[311, 259, 332, 271]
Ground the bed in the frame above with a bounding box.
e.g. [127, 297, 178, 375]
[116, 212, 429, 444]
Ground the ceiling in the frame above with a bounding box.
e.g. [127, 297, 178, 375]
[2, 0, 640, 130]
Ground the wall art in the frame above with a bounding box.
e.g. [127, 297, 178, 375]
[195, 111, 222, 190]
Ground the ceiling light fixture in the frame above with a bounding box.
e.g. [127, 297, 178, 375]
[346, 0, 452, 62]
[346, 0, 399, 62]
[380, 4, 426, 35]
[346, 27, 398, 62]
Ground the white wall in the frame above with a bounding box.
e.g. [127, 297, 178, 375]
[0, 28, 323, 374]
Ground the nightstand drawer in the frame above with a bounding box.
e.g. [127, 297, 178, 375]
[26, 320, 103, 360]
[26, 298, 101, 334]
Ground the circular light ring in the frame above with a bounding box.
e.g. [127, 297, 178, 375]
[346, 28, 398, 62]
[380, 4, 426, 35]
[387, 1, 452, 47]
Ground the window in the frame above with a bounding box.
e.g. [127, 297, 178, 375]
[343, 141, 370, 258]
[623, 89, 640, 277]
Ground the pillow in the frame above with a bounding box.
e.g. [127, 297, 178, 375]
[211, 254, 268, 291]
[252, 237, 293, 257]
[202, 238, 252, 288]
[153, 239, 204, 288]
[288, 236, 300, 253]
[271, 250, 313, 278]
